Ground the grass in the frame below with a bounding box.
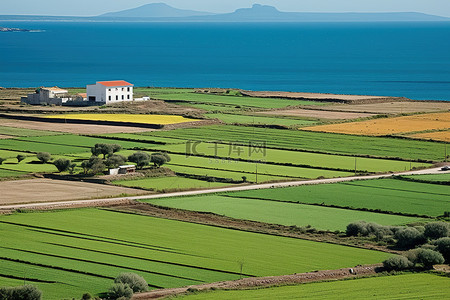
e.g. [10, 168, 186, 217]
[0, 139, 89, 155]
[112, 176, 232, 192]
[179, 273, 450, 299]
[0, 168, 26, 178]
[44, 114, 200, 125]
[0, 149, 31, 158]
[0, 126, 61, 137]
[151, 92, 325, 109]
[303, 112, 450, 136]
[205, 113, 317, 127]
[401, 173, 450, 182]
[230, 178, 450, 217]
[144, 195, 425, 231]
[141, 125, 445, 162]
[0, 208, 390, 298]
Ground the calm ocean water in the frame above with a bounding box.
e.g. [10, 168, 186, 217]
[0, 21, 449, 100]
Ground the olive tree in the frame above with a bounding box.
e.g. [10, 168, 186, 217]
[434, 237, 450, 262]
[17, 154, 26, 163]
[128, 152, 150, 170]
[36, 152, 52, 164]
[424, 222, 449, 240]
[0, 285, 42, 300]
[53, 158, 72, 173]
[383, 255, 413, 271]
[415, 249, 445, 269]
[91, 143, 121, 159]
[114, 273, 148, 293]
[105, 155, 127, 169]
[81, 156, 106, 175]
[150, 152, 171, 168]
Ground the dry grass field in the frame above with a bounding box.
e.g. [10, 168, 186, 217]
[324, 101, 450, 114]
[258, 109, 376, 120]
[408, 130, 450, 142]
[303, 112, 450, 136]
[45, 113, 200, 125]
[0, 178, 147, 205]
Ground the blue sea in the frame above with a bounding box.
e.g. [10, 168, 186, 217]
[0, 21, 449, 100]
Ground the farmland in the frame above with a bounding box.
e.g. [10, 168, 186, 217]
[408, 130, 450, 142]
[0, 208, 389, 298]
[204, 113, 317, 127]
[145, 194, 425, 231]
[139, 125, 445, 161]
[303, 112, 450, 136]
[45, 114, 200, 125]
[180, 273, 450, 300]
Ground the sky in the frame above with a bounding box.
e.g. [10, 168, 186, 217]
[1, 0, 450, 18]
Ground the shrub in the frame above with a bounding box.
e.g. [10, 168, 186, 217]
[383, 255, 413, 271]
[16, 154, 26, 163]
[53, 158, 72, 173]
[424, 222, 449, 240]
[0, 157, 5, 165]
[105, 155, 127, 169]
[128, 152, 150, 170]
[346, 221, 368, 236]
[81, 156, 106, 175]
[36, 152, 52, 164]
[0, 285, 42, 300]
[114, 273, 148, 293]
[150, 152, 171, 168]
[108, 283, 133, 300]
[395, 227, 425, 249]
[415, 248, 445, 269]
[434, 237, 450, 262]
[81, 293, 92, 300]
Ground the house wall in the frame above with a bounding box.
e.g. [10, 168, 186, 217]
[105, 86, 133, 104]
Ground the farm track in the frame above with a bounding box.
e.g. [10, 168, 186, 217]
[0, 167, 445, 211]
[132, 264, 383, 299]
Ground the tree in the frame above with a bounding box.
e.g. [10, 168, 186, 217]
[415, 249, 445, 269]
[81, 156, 106, 175]
[53, 158, 71, 173]
[150, 152, 171, 168]
[91, 143, 119, 159]
[81, 293, 92, 300]
[69, 162, 77, 175]
[128, 152, 150, 170]
[105, 155, 127, 169]
[383, 255, 413, 271]
[346, 221, 369, 236]
[17, 154, 26, 163]
[242, 176, 247, 182]
[0, 157, 5, 165]
[395, 227, 425, 249]
[0, 285, 42, 300]
[36, 152, 52, 164]
[434, 237, 450, 262]
[108, 283, 133, 300]
[424, 222, 449, 240]
[114, 273, 148, 293]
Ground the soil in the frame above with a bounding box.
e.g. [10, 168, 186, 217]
[0, 178, 147, 205]
[258, 109, 376, 120]
[324, 101, 450, 114]
[132, 264, 383, 299]
[241, 90, 406, 104]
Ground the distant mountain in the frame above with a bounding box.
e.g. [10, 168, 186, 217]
[99, 3, 214, 18]
[1, 3, 449, 22]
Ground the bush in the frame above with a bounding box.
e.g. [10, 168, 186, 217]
[0, 157, 5, 165]
[81, 156, 106, 175]
[434, 237, 450, 262]
[346, 221, 369, 236]
[424, 222, 449, 240]
[128, 152, 150, 170]
[150, 152, 171, 168]
[395, 227, 425, 249]
[415, 248, 445, 269]
[17, 154, 26, 163]
[114, 273, 148, 293]
[105, 155, 127, 169]
[0, 285, 42, 300]
[81, 293, 92, 300]
[383, 255, 413, 271]
[108, 283, 133, 300]
[36, 152, 52, 164]
[53, 158, 72, 173]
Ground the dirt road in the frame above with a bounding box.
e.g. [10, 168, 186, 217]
[0, 167, 445, 211]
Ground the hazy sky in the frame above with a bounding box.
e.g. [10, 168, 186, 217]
[2, 0, 450, 17]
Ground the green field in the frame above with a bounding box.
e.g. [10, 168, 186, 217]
[0, 168, 26, 178]
[205, 113, 317, 127]
[401, 173, 450, 182]
[0, 209, 389, 298]
[145, 195, 424, 231]
[180, 273, 450, 300]
[0, 126, 61, 137]
[141, 125, 444, 161]
[230, 178, 450, 217]
[151, 92, 325, 109]
[0, 139, 89, 155]
[112, 176, 232, 192]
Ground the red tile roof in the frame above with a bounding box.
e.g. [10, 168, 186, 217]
[98, 80, 133, 87]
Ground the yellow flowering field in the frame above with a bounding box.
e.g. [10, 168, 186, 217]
[302, 112, 450, 136]
[45, 114, 200, 125]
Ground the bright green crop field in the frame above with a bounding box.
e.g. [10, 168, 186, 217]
[112, 176, 231, 192]
[180, 273, 450, 300]
[205, 113, 317, 127]
[0, 209, 389, 298]
[0, 139, 89, 155]
[0, 126, 61, 137]
[0, 168, 26, 178]
[142, 125, 445, 161]
[145, 195, 424, 231]
[401, 173, 450, 182]
[231, 178, 450, 217]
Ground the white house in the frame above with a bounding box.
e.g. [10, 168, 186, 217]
[21, 87, 70, 105]
[86, 80, 134, 104]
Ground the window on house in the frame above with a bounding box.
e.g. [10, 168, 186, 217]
[127, 95, 130, 99]
[116, 95, 118, 100]
[108, 96, 111, 100]
[122, 88, 124, 91]
[122, 95, 124, 100]
[127, 87, 130, 92]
